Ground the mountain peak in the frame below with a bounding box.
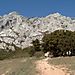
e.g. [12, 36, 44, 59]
[46, 12, 61, 18]
[52, 12, 61, 16]
[8, 11, 19, 16]
[0, 12, 75, 50]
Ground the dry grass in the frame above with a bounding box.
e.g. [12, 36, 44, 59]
[0, 57, 37, 75]
[48, 56, 75, 75]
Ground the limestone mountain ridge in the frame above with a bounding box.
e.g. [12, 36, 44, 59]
[0, 12, 75, 51]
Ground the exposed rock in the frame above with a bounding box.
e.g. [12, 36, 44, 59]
[0, 12, 75, 51]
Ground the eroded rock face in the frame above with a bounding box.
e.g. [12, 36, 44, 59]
[0, 12, 75, 51]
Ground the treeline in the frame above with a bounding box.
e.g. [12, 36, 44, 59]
[32, 30, 75, 57]
[1, 29, 75, 60]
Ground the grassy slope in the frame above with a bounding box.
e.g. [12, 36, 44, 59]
[0, 57, 37, 75]
[0, 47, 32, 60]
[48, 56, 75, 74]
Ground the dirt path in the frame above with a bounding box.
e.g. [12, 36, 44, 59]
[35, 58, 70, 75]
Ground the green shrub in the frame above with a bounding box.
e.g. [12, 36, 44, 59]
[0, 46, 35, 60]
[42, 30, 75, 57]
[34, 51, 44, 58]
[32, 39, 41, 51]
[28, 48, 35, 57]
[0, 49, 14, 60]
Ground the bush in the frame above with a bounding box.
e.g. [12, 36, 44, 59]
[42, 30, 75, 57]
[32, 39, 41, 51]
[34, 51, 44, 58]
[0, 49, 14, 60]
[0, 46, 35, 60]
[27, 46, 35, 57]
[13, 46, 35, 58]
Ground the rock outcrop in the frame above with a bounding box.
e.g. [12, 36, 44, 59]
[0, 12, 75, 51]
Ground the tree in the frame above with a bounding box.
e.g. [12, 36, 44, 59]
[42, 30, 75, 57]
[32, 39, 41, 51]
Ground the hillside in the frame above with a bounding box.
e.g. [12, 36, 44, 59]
[0, 12, 75, 51]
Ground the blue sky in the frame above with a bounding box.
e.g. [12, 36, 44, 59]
[0, 0, 75, 17]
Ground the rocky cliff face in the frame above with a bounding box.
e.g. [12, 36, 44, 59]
[0, 12, 75, 51]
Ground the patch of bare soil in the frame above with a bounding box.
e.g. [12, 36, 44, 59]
[35, 58, 70, 75]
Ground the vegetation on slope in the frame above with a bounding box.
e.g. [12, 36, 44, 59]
[1, 29, 75, 60]
[42, 30, 75, 57]
[31, 30, 75, 57]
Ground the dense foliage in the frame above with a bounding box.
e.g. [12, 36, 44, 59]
[42, 30, 75, 57]
[1, 30, 75, 60]
[32, 39, 41, 51]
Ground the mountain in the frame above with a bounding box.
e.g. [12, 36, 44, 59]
[0, 12, 75, 51]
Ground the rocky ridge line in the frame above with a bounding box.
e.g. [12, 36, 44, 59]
[0, 12, 75, 51]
